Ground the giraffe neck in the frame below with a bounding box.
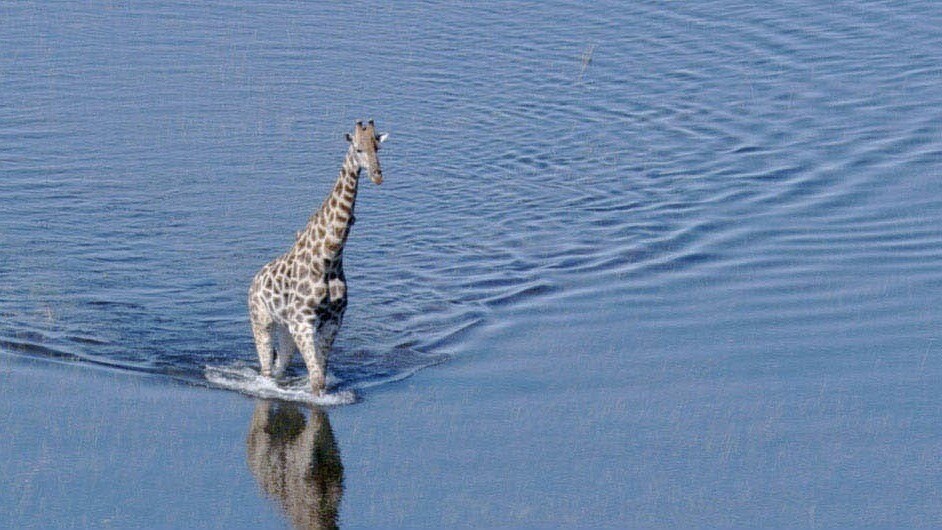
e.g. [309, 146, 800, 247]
[326, 144, 361, 222]
[297, 145, 360, 261]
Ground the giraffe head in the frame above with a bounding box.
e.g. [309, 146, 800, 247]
[345, 120, 388, 185]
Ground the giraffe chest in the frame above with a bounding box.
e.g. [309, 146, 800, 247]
[258, 259, 346, 322]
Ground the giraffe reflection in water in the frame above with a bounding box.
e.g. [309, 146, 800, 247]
[247, 401, 344, 530]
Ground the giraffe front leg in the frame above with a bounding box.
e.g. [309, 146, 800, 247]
[291, 323, 327, 395]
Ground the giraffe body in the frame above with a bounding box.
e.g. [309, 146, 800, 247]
[249, 121, 387, 394]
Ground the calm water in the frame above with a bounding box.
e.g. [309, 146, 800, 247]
[2, 0, 942, 525]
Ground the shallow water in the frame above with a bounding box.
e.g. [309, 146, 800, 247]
[2, 0, 942, 525]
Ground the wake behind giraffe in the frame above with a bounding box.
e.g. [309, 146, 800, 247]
[249, 120, 388, 395]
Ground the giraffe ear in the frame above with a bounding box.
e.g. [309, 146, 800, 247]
[377, 132, 389, 143]
[345, 133, 353, 142]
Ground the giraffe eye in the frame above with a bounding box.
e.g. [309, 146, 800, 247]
[356, 149, 363, 154]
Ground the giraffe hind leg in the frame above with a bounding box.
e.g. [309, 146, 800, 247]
[250, 300, 275, 377]
[273, 324, 297, 379]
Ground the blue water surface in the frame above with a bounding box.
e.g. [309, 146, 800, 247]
[2, 0, 942, 526]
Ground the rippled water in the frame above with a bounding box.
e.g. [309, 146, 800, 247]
[2, 0, 942, 461]
[3, 0, 942, 524]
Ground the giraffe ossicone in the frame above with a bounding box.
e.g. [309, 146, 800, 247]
[248, 120, 388, 395]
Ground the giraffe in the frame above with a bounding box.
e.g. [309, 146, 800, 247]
[249, 120, 388, 395]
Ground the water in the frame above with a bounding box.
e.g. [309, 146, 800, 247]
[2, 0, 942, 524]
